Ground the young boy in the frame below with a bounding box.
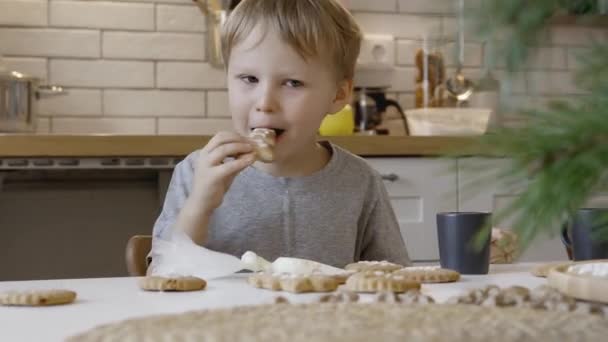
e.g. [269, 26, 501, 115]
[151, 0, 410, 267]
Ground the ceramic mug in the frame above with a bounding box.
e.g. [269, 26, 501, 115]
[561, 208, 608, 261]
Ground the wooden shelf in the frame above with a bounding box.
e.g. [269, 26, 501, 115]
[550, 14, 608, 27]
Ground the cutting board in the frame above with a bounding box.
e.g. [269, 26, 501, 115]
[547, 259, 608, 304]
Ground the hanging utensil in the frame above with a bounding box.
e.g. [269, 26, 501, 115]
[445, 0, 474, 106]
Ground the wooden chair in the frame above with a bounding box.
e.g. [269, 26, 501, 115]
[125, 235, 152, 276]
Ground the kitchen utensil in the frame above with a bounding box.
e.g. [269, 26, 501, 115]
[547, 260, 608, 304]
[192, 0, 241, 68]
[0, 57, 66, 132]
[352, 88, 408, 134]
[445, 0, 474, 106]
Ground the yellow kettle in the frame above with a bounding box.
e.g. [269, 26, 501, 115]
[319, 104, 354, 136]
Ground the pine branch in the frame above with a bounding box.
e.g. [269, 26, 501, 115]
[461, 0, 608, 251]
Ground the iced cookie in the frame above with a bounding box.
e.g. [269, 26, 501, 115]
[248, 272, 340, 293]
[139, 276, 207, 292]
[344, 260, 403, 273]
[249, 128, 276, 163]
[0, 289, 76, 306]
[344, 270, 421, 293]
[392, 266, 460, 283]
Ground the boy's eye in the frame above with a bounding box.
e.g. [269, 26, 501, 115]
[239, 75, 258, 84]
[285, 79, 303, 88]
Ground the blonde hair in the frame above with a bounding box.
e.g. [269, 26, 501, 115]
[221, 0, 362, 81]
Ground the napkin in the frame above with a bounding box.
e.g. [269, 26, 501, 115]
[147, 231, 345, 279]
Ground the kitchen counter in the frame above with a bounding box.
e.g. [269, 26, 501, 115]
[0, 134, 479, 158]
[0, 263, 556, 341]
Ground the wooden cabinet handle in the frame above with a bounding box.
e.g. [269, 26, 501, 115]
[381, 173, 399, 182]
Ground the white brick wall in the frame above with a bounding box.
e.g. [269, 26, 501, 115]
[0, 0, 602, 135]
[0, 0, 48, 26]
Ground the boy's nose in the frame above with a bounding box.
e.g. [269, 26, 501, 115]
[255, 86, 278, 113]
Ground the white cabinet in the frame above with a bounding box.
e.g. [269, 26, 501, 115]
[366, 158, 457, 261]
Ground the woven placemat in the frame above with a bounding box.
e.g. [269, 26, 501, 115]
[68, 303, 608, 342]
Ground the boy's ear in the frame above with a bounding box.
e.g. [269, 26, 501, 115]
[329, 79, 353, 114]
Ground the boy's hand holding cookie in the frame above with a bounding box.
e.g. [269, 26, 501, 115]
[191, 131, 257, 210]
[178, 131, 256, 244]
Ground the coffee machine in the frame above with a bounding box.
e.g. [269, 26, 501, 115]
[353, 63, 408, 135]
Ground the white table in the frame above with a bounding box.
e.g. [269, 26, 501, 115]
[0, 264, 548, 342]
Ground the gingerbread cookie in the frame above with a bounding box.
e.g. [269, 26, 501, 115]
[344, 271, 421, 293]
[392, 266, 460, 283]
[344, 260, 403, 273]
[249, 128, 275, 163]
[531, 262, 572, 278]
[248, 272, 340, 293]
[0, 289, 76, 306]
[138, 276, 206, 292]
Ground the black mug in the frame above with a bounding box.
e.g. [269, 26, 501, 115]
[561, 208, 608, 261]
[437, 212, 491, 274]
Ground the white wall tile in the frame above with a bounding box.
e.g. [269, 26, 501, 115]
[482, 69, 527, 94]
[157, 62, 226, 89]
[207, 91, 231, 117]
[52, 117, 156, 134]
[527, 71, 585, 95]
[37, 89, 102, 116]
[398, 0, 452, 14]
[158, 118, 234, 134]
[50, 60, 154, 88]
[390, 67, 417, 92]
[566, 47, 590, 70]
[0, 29, 100, 58]
[104, 90, 205, 116]
[50, 0, 154, 30]
[348, 0, 397, 12]
[0, 0, 47, 26]
[103, 32, 205, 61]
[551, 27, 608, 46]
[527, 47, 567, 70]
[157, 4, 205, 32]
[354, 13, 441, 39]
[495, 47, 567, 70]
[2, 57, 47, 80]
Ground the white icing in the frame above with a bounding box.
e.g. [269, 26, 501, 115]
[270, 257, 345, 275]
[567, 263, 608, 278]
[240, 251, 272, 272]
[401, 266, 440, 272]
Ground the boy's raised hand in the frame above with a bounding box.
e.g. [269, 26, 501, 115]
[192, 131, 256, 213]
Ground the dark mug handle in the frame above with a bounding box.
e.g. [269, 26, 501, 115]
[560, 221, 574, 260]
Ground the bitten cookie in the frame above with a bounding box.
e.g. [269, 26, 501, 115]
[344, 261, 403, 273]
[345, 271, 421, 293]
[0, 289, 77, 306]
[392, 266, 460, 283]
[139, 276, 207, 292]
[248, 272, 340, 293]
[249, 128, 276, 163]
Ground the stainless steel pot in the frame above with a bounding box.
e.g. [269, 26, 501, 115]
[0, 70, 66, 132]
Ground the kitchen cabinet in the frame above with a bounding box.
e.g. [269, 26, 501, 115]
[366, 158, 457, 261]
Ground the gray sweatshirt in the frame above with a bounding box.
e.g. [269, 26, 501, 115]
[152, 141, 411, 267]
